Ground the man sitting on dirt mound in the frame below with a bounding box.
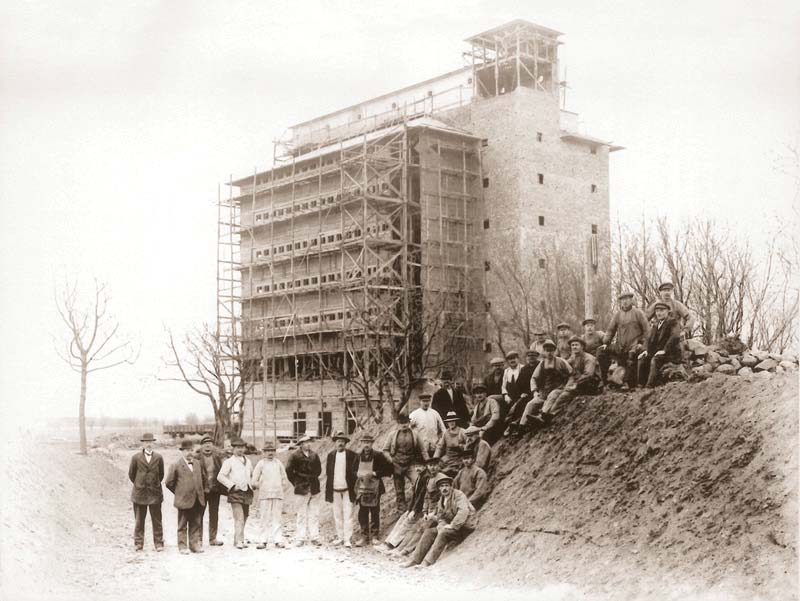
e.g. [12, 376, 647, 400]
[402, 473, 477, 568]
[600, 290, 650, 391]
[453, 449, 488, 509]
[638, 301, 682, 388]
[434, 412, 467, 476]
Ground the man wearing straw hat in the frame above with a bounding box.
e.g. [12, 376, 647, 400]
[325, 431, 358, 548]
[251, 440, 289, 549]
[128, 432, 164, 552]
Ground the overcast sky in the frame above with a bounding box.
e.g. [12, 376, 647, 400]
[1, 0, 798, 426]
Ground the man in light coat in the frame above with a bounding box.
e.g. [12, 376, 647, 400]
[409, 393, 445, 459]
[217, 437, 254, 549]
[325, 431, 358, 548]
[251, 440, 289, 549]
[285, 435, 323, 546]
[165, 439, 207, 554]
[128, 433, 165, 552]
[383, 415, 428, 513]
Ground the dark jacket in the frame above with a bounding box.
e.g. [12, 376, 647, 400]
[409, 470, 431, 515]
[286, 449, 322, 496]
[482, 371, 504, 397]
[432, 387, 470, 426]
[517, 363, 538, 398]
[356, 449, 393, 496]
[646, 317, 682, 363]
[195, 449, 226, 495]
[382, 428, 428, 464]
[128, 450, 164, 505]
[165, 457, 206, 509]
[325, 448, 359, 503]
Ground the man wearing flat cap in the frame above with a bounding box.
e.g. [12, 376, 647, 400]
[166, 439, 207, 554]
[501, 351, 523, 411]
[251, 441, 289, 549]
[383, 415, 428, 513]
[286, 435, 323, 546]
[453, 449, 489, 508]
[196, 434, 225, 546]
[639, 301, 682, 388]
[601, 291, 650, 390]
[528, 329, 549, 357]
[555, 322, 574, 360]
[354, 434, 393, 546]
[217, 437, 254, 549]
[540, 336, 601, 422]
[506, 350, 540, 427]
[128, 433, 164, 551]
[463, 424, 492, 471]
[645, 282, 695, 335]
[432, 371, 469, 427]
[469, 384, 504, 446]
[409, 393, 445, 459]
[381, 455, 437, 552]
[482, 357, 505, 397]
[513, 339, 572, 433]
[325, 431, 358, 547]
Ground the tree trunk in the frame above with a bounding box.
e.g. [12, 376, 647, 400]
[79, 365, 88, 455]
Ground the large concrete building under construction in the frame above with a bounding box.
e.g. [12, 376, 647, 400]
[217, 20, 620, 443]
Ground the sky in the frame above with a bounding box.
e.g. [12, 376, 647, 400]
[0, 0, 798, 425]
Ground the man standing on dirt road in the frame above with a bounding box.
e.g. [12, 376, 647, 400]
[286, 435, 323, 547]
[128, 432, 164, 552]
[325, 431, 358, 548]
[196, 435, 225, 546]
[354, 434, 393, 546]
[166, 439, 207, 554]
[217, 438, 254, 549]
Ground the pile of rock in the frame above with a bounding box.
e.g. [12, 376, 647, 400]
[684, 339, 798, 380]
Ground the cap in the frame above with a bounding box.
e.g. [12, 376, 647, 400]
[231, 437, 247, 447]
[262, 441, 276, 451]
[397, 414, 410, 424]
[360, 434, 375, 443]
[140, 433, 156, 442]
[425, 455, 441, 464]
[658, 282, 674, 291]
[433, 473, 453, 487]
[582, 318, 596, 326]
[443, 411, 459, 422]
[505, 351, 519, 360]
[542, 338, 557, 350]
[567, 335, 586, 347]
[526, 349, 539, 357]
[440, 371, 453, 380]
[489, 357, 505, 366]
[200, 435, 214, 445]
[418, 393, 432, 400]
[618, 290, 634, 300]
[179, 439, 194, 450]
[472, 382, 487, 393]
[533, 328, 545, 336]
[653, 301, 671, 311]
[332, 430, 350, 442]
[556, 322, 571, 330]
[464, 425, 482, 436]
[461, 448, 475, 458]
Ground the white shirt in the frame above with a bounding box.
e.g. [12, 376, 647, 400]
[217, 455, 253, 492]
[184, 457, 194, 471]
[502, 365, 522, 396]
[144, 451, 152, 464]
[409, 407, 445, 447]
[333, 450, 348, 490]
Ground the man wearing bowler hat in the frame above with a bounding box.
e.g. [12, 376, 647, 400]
[217, 437, 254, 549]
[600, 290, 650, 390]
[432, 371, 469, 427]
[128, 433, 164, 551]
[286, 434, 323, 546]
[325, 431, 358, 547]
[383, 415, 427, 512]
[196, 434, 225, 546]
[166, 439, 207, 554]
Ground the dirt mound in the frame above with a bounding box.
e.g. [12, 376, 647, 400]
[442, 374, 799, 599]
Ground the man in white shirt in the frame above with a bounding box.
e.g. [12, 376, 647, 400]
[502, 351, 522, 408]
[324, 432, 358, 548]
[217, 438, 254, 549]
[409, 393, 445, 459]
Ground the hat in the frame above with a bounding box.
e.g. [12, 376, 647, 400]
[567, 335, 586, 347]
[360, 434, 375, 443]
[505, 351, 519, 360]
[489, 357, 505, 366]
[140, 433, 156, 442]
[440, 370, 453, 380]
[425, 455, 441, 464]
[582, 318, 596, 326]
[653, 301, 671, 311]
[297, 435, 312, 444]
[397, 414, 410, 424]
[418, 392, 432, 400]
[618, 290, 634, 300]
[472, 382, 487, 393]
[332, 430, 350, 442]
[533, 328, 545, 336]
[179, 439, 194, 450]
[433, 473, 453, 487]
[556, 322, 571, 330]
[200, 435, 214, 445]
[231, 438, 247, 447]
[658, 282, 674, 291]
[443, 411, 459, 423]
[542, 338, 557, 350]
[464, 425, 482, 436]
[461, 448, 475, 458]
[526, 349, 539, 357]
[262, 441, 276, 451]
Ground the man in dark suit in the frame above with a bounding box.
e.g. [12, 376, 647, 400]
[128, 432, 165, 552]
[638, 302, 682, 388]
[196, 435, 225, 546]
[286, 435, 323, 546]
[432, 371, 469, 427]
[324, 431, 359, 547]
[166, 439, 207, 554]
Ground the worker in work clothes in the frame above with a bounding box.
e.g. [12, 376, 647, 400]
[324, 431, 358, 548]
[432, 371, 470, 427]
[390, 457, 443, 557]
[402, 473, 477, 568]
[409, 393, 445, 460]
[506, 350, 539, 426]
[539, 336, 601, 424]
[354, 434, 393, 546]
[463, 425, 492, 472]
[128, 432, 165, 552]
[383, 414, 428, 513]
[216, 437, 254, 549]
[512, 339, 572, 434]
[165, 439, 207, 554]
[453, 449, 489, 509]
[645, 282, 695, 335]
[469, 384, 504, 445]
[251, 440, 290, 549]
[381, 455, 436, 551]
[638, 301, 682, 388]
[196, 435, 225, 546]
[434, 412, 467, 476]
[501, 352, 522, 415]
[482, 357, 505, 396]
[528, 329, 549, 356]
[600, 290, 650, 390]
[285, 435, 323, 546]
[555, 322, 574, 360]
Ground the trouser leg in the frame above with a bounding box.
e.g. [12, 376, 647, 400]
[149, 503, 163, 546]
[596, 348, 611, 384]
[540, 388, 564, 415]
[231, 503, 244, 546]
[133, 503, 146, 549]
[189, 501, 204, 550]
[638, 355, 651, 387]
[270, 499, 284, 544]
[546, 388, 575, 417]
[483, 421, 505, 445]
[358, 505, 372, 539]
[332, 492, 344, 540]
[206, 492, 220, 543]
[177, 508, 190, 550]
[409, 527, 438, 565]
[392, 470, 407, 511]
[647, 355, 666, 387]
[424, 527, 469, 565]
[308, 493, 320, 541]
[341, 493, 353, 543]
[295, 494, 308, 541]
[259, 500, 270, 543]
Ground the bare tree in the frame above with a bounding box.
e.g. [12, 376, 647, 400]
[55, 279, 138, 455]
[162, 324, 252, 446]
